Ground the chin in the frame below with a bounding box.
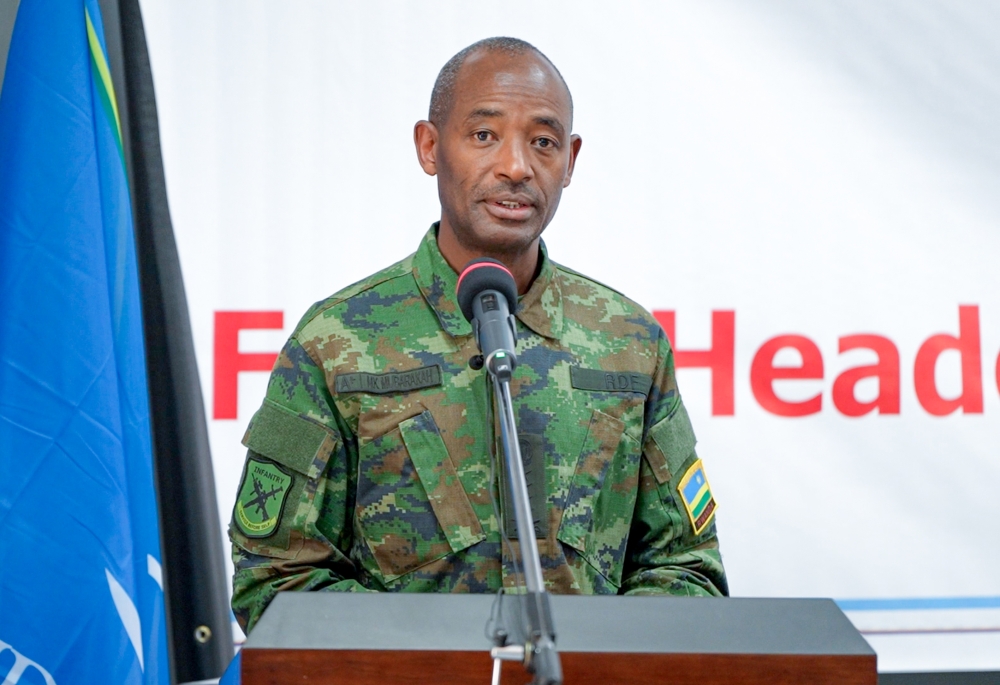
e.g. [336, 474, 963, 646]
[469, 220, 544, 255]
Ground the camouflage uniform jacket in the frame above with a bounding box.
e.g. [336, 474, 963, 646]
[230, 225, 727, 633]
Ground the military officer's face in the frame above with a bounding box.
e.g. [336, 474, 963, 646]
[416, 50, 581, 258]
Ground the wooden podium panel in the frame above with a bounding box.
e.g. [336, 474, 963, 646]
[242, 593, 876, 684]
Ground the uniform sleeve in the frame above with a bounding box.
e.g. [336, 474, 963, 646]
[620, 329, 729, 596]
[229, 335, 370, 634]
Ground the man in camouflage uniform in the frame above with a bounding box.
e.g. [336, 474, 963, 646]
[230, 37, 727, 633]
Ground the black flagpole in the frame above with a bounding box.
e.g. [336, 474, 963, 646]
[104, 0, 234, 680]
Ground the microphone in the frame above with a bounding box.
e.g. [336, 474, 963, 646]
[459, 259, 563, 684]
[456, 258, 519, 379]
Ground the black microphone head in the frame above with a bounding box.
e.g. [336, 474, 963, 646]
[456, 258, 518, 323]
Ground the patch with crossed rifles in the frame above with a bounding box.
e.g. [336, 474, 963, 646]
[234, 458, 292, 538]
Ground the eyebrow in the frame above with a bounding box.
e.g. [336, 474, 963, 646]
[465, 109, 567, 137]
[534, 116, 565, 137]
[466, 108, 503, 121]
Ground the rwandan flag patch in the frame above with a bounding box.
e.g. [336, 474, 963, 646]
[677, 458, 717, 535]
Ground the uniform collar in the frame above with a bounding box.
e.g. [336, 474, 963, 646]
[412, 224, 564, 341]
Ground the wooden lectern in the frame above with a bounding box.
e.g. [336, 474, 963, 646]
[242, 593, 876, 684]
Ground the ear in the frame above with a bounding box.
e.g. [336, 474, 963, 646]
[562, 134, 583, 188]
[414, 120, 439, 176]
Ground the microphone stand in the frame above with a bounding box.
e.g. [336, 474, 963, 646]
[485, 349, 562, 685]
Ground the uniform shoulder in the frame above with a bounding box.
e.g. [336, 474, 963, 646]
[553, 261, 659, 326]
[291, 253, 416, 337]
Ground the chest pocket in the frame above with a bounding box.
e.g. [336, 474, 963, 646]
[557, 409, 641, 588]
[355, 409, 485, 582]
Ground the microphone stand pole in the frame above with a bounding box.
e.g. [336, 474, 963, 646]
[486, 350, 562, 685]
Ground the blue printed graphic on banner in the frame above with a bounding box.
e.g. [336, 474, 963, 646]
[0, 0, 168, 683]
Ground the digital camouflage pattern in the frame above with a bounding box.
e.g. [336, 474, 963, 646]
[230, 225, 728, 633]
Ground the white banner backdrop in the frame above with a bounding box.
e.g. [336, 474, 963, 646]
[139, 0, 1000, 671]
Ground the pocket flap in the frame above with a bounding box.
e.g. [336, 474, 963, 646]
[644, 402, 697, 485]
[243, 400, 340, 477]
[557, 409, 625, 554]
[399, 410, 485, 553]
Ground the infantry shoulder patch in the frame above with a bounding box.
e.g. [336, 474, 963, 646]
[234, 458, 293, 538]
[677, 459, 717, 535]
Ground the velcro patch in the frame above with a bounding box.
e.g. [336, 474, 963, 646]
[234, 458, 292, 538]
[502, 433, 548, 539]
[335, 365, 442, 395]
[677, 458, 717, 535]
[571, 367, 653, 396]
[243, 400, 336, 477]
[650, 401, 696, 479]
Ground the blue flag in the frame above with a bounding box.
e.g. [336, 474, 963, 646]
[0, 0, 169, 682]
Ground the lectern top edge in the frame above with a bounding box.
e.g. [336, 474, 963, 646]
[245, 593, 874, 658]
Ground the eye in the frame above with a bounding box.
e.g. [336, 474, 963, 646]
[474, 130, 493, 142]
[536, 137, 557, 149]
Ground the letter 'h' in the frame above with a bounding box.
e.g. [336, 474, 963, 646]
[654, 311, 735, 416]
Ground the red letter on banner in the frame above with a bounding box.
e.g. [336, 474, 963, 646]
[996, 349, 1000, 400]
[653, 310, 735, 415]
[832, 335, 901, 416]
[750, 335, 824, 416]
[914, 305, 982, 415]
[214, 311, 284, 420]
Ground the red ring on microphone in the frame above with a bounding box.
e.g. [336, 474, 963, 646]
[455, 260, 514, 296]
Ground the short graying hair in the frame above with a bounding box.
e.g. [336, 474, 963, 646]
[428, 37, 572, 126]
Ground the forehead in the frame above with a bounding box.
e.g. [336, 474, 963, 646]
[450, 50, 572, 124]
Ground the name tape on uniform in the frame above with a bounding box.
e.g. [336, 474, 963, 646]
[335, 365, 443, 395]
[570, 367, 653, 396]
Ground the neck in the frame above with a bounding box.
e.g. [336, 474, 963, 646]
[436, 222, 540, 295]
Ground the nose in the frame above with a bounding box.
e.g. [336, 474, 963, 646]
[494, 138, 532, 184]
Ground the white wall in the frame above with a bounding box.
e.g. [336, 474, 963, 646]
[139, 0, 1000, 671]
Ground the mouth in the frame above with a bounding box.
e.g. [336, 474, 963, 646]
[483, 196, 535, 221]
